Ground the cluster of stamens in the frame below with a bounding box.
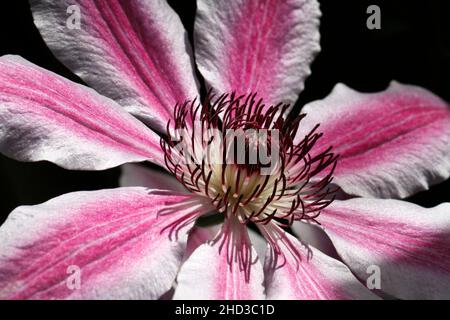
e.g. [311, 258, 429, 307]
[161, 93, 338, 228]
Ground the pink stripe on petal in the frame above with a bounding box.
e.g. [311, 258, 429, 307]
[31, 0, 199, 132]
[174, 217, 265, 300]
[320, 198, 450, 299]
[0, 55, 164, 170]
[195, 0, 320, 111]
[296, 82, 450, 198]
[0, 188, 211, 299]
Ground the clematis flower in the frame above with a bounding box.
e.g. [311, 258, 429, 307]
[0, 0, 449, 300]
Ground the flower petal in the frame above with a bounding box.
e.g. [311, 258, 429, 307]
[248, 229, 267, 263]
[120, 163, 186, 192]
[296, 82, 450, 198]
[320, 198, 450, 299]
[0, 55, 164, 170]
[183, 226, 267, 264]
[0, 188, 211, 299]
[292, 221, 338, 259]
[184, 225, 220, 260]
[261, 224, 378, 300]
[30, 0, 199, 131]
[174, 217, 265, 300]
[194, 0, 320, 109]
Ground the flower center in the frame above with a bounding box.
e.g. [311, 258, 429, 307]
[162, 93, 338, 227]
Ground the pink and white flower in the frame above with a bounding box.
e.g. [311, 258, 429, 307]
[0, 0, 449, 300]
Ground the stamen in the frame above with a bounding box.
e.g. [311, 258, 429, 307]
[161, 92, 338, 229]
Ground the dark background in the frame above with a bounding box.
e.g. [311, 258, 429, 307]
[0, 0, 449, 223]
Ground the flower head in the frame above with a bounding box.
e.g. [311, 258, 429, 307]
[0, 0, 449, 300]
[163, 93, 337, 227]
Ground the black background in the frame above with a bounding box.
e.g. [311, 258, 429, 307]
[0, 0, 449, 223]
